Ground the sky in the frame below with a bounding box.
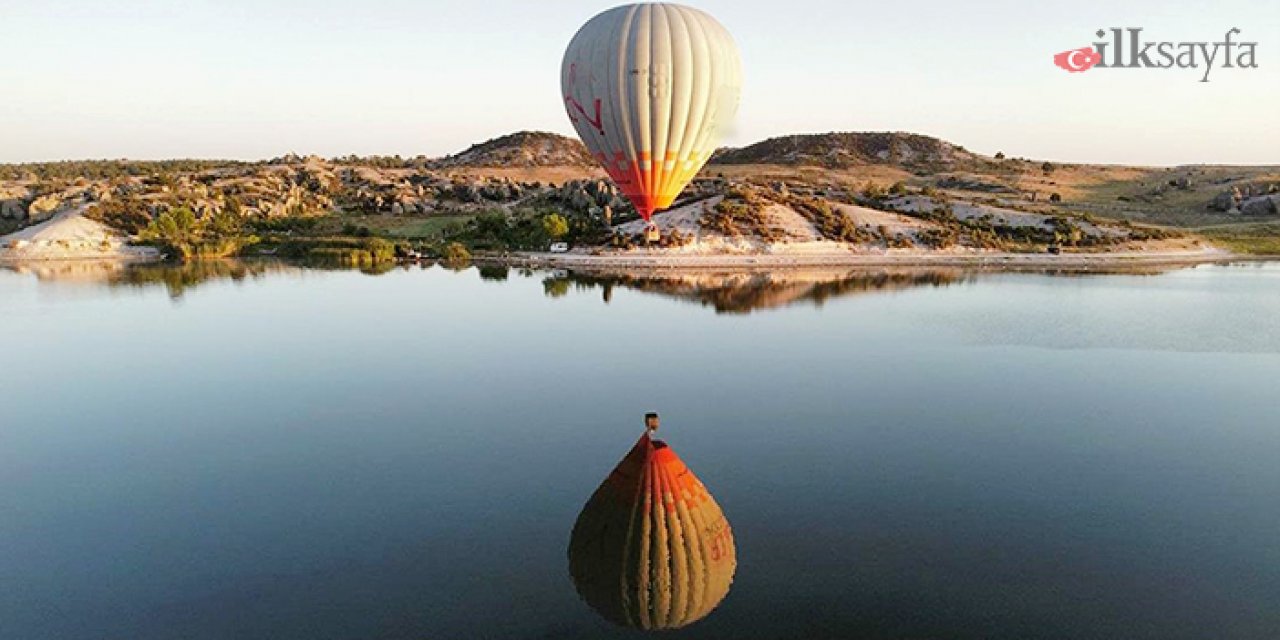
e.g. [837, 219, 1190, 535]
[2, 0, 1277, 165]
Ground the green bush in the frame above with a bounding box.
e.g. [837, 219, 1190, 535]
[541, 213, 569, 239]
[365, 237, 395, 262]
[442, 242, 471, 267]
[85, 199, 152, 234]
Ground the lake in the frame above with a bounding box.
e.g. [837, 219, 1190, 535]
[2, 260, 1278, 639]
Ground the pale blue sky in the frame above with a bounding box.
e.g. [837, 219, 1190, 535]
[2, 0, 1277, 165]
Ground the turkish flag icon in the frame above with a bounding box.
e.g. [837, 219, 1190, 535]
[1054, 47, 1102, 73]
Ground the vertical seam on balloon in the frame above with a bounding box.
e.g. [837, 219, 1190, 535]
[655, 453, 675, 627]
[688, 11, 736, 175]
[648, 4, 669, 214]
[566, 11, 610, 180]
[663, 453, 694, 625]
[678, 8, 713, 202]
[618, 434, 645, 626]
[637, 4, 654, 217]
[655, 5, 686, 209]
[613, 6, 638, 190]
[656, 457, 678, 625]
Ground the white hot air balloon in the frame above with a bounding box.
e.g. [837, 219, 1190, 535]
[561, 3, 742, 225]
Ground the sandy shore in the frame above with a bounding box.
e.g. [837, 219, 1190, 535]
[488, 245, 1248, 272]
[0, 207, 161, 263]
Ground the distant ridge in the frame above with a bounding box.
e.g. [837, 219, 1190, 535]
[436, 131, 595, 168]
[711, 132, 984, 170]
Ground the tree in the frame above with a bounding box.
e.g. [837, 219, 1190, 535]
[543, 278, 571, 298]
[474, 211, 508, 239]
[442, 242, 471, 269]
[142, 207, 201, 255]
[862, 182, 887, 200]
[207, 208, 242, 238]
[541, 213, 570, 239]
[1041, 161, 1056, 174]
[995, 151, 1006, 160]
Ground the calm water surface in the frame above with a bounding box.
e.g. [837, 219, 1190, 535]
[2, 260, 1278, 639]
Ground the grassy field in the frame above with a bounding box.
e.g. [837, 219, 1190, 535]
[316, 213, 476, 240]
[1065, 166, 1280, 227]
[1198, 222, 1280, 255]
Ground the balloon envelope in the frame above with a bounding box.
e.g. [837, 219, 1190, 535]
[561, 3, 743, 221]
[568, 433, 735, 629]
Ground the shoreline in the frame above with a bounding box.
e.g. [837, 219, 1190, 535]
[0, 206, 162, 263]
[0, 253, 162, 265]
[482, 247, 1263, 272]
[4, 242, 1275, 274]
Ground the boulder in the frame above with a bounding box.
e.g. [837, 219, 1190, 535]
[1209, 188, 1240, 212]
[453, 183, 482, 203]
[27, 194, 63, 223]
[1239, 196, 1279, 216]
[0, 199, 26, 220]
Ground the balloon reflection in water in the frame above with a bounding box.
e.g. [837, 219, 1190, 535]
[568, 417, 735, 630]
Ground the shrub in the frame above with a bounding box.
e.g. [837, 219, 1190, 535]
[140, 207, 201, 257]
[541, 213, 569, 239]
[85, 199, 151, 234]
[442, 242, 471, 267]
[365, 237, 395, 262]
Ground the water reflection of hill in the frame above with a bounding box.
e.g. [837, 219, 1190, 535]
[2, 259, 136, 285]
[107, 260, 299, 299]
[5, 258, 1195, 309]
[1, 259, 414, 300]
[519, 262, 1198, 313]
[548, 268, 972, 313]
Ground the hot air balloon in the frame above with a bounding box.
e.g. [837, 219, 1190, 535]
[568, 414, 735, 630]
[561, 3, 743, 236]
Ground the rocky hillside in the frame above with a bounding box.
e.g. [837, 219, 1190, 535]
[435, 131, 595, 169]
[595, 179, 1193, 255]
[712, 132, 987, 171]
[2, 129, 1276, 257]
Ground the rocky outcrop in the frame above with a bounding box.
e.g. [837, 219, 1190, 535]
[555, 179, 629, 214]
[27, 194, 67, 223]
[1209, 187, 1242, 212]
[0, 185, 30, 220]
[1207, 179, 1280, 213]
[1240, 195, 1279, 216]
[936, 175, 1018, 194]
[0, 199, 25, 219]
[712, 132, 985, 171]
[436, 131, 595, 168]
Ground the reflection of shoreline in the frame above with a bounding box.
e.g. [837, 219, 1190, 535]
[562, 268, 971, 313]
[108, 260, 294, 300]
[4, 257, 1245, 311]
[533, 261, 1222, 313]
[2, 258, 439, 300]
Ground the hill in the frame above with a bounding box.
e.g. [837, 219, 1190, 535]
[712, 132, 987, 171]
[435, 131, 595, 169]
